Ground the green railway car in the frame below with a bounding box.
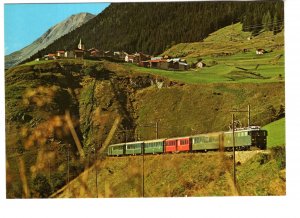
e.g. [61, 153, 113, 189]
[144, 139, 165, 154]
[191, 132, 222, 151]
[224, 129, 252, 150]
[125, 141, 143, 155]
[107, 143, 125, 156]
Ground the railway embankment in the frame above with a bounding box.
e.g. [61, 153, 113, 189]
[51, 147, 285, 197]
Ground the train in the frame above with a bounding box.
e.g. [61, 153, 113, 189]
[107, 126, 267, 156]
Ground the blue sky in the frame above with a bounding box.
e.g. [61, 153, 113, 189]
[4, 3, 110, 55]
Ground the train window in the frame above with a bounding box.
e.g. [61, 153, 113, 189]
[180, 139, 187, 145]
[167, 141, 175, 146]
[127, 144, 139, 149]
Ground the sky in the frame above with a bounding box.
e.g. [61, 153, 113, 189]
[4, 2, 110, 55]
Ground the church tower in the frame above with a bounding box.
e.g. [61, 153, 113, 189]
[78, 38, 84, 50]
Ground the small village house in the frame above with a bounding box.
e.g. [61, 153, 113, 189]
[196, 61, 206, 68]
[44, 53, 56, 60]
[56, 50, 66, 58]
[114, 51, 128, 60]
[88, 48, 102, 57]
[125, 54, 135, 63]
[139, 61, 150, 68]
[167, 58, 189, 70]
[104, 51, 114, 57]
[65, 50, 75, 58]
[256, 48, 265, 55]
[74, 49, 84, 59]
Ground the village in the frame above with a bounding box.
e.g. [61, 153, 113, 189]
[37, 39, 192, 71]
[36, 38, 268, 72]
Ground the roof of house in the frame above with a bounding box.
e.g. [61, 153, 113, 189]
[179, 62, 188, 66]
[149, 59, 167, 63]
[88, 48, 98, 51]
[151, 57, 163, 61]
[167, 58, 181, 63]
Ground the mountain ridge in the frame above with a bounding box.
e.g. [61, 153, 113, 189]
[5, 12, 95, 69]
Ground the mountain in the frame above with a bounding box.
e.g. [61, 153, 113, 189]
[24, 1, 283, 61]
[5, 12, 95, 69]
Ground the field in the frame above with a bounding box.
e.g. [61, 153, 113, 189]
[262, 118, 285, 147]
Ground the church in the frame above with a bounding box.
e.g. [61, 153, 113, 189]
[74, 38, 85, 59]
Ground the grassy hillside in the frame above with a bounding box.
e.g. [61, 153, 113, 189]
[5, 57, 285, 198]
[52, 148, 285, 197]
[135, 83, 284, 139]
[140, 23, 285, 84]
[262, 118, 285, 147]
[5, 59, 142, 198]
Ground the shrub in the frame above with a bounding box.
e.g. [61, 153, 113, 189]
[31, 173, 52, 198]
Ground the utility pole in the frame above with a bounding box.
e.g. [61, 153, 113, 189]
[229, 104, 251, 194]
[155, 121, 159, 139]
[48, 159, 51, 188]
[67, 145, 70, 195]
[93, 147, 98, 198]
[248, 104, 250, 127]
[136, 130, 139, 141]
[231, 104, 251, 127]
[232, 114, 236, 189]
[142, 145, 145, 198]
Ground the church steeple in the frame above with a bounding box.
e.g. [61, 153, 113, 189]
[78, 38, 84, 50]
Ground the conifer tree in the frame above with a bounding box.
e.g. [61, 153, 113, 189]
[262, 10, 272, 31]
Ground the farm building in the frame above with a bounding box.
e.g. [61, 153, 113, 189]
[56, 50, 66, 58]
[196, 61, 206, 68]
[256, 48, 266, 55]
[74, 49, 84, 59]
[65, 50, 75, 58]
[88, 48, 101, 57]
[44, 54, 56, 60]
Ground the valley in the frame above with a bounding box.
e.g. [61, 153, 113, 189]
[5, 2, 285, 198]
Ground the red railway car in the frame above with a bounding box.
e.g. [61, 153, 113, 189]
[177, 137, 190, 151]
[165, 139, 177, 153]
[164, 137, 191, 153]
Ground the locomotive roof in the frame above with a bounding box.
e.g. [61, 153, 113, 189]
[224, 126, 264, 134]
